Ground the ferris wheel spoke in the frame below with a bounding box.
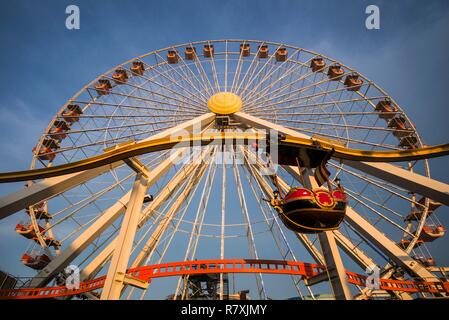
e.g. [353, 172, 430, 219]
[72, 100, 203, 116]
[236, 43, 285, 98]
[125, 68, 206, 110]
[249, 83, 370, 112]
[162, 45, 214, 98]
[186, 42, 217, 96]
[84, 88, 205, 114]
[147, 51, 209, 103]
[90, 78, 207, 114]
[49, 153, 164, 226]
[53, 119, 181, 136]
[107, 71, 203, 110]
[171, 52, 213, 101]
[230, 40, 254, 94]
[174, 147, 218, 299]
[330, 162, 419, 205]
[80, 149, 206, 285]
[242, 150, 314, 298]
[269, 117, 411, 134]
[249, 67, 365, 109]
[249, 96, 389, 116]
[207, 41, 221, 92]
[46, 123, 178, 157]
[242, 68, 328, 113]
[232, 43, 265, 95]
[245, 65, 333, 111]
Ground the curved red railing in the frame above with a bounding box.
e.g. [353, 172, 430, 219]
[0, 259, 447, 299]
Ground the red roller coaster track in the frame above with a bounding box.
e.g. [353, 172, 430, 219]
[1, 259, 448, 299]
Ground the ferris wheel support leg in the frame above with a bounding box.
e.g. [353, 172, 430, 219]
[100, 173, 150, 300]
[343, 160, 449, 207]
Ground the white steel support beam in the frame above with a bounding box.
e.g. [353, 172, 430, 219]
[100, 173, 149, 300]
[343, 160, 449, 206]
[80, 154, 208, 281]
[234, 112, 310, 138]
[296, 234, 325, 265]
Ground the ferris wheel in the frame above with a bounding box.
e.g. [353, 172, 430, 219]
[0, 39, 448, 300]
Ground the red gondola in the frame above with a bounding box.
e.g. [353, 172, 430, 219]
[95, 79, 112, 95]
[258, 45, 269, 58]
[344, 74, 363, 91]
[21, 252, 51, 270]
[399, 135, 418, 149]
[272, 187, 347, 233]
[398, 238, 424, 249]
[130, 61, 145, 75]
[167, 50, 179, 64]
[33, 145, 56, 161]
[388, 116, 411, 138]
[240, 44, 250, 57]
[275, 48, 288, 62]
[203, 44, 214, 58]
[327, 65, 345, 81]
[112, 69, 128, 84]
[375, 99, 398, 120]
[49, 120, 70, 141]
[310, 57, 326, 72]
[33, 139, 59, 161]
[62, 104, 83, 123]
[184, 47, 197, 60]
[405, 197, 441, 221]
[413, 255, 436, 267]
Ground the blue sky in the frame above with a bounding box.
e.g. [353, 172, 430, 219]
[0, 0, 448, 298]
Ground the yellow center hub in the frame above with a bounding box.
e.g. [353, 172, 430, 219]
[207, 92, 242, 115]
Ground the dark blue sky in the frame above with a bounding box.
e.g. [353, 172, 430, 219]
[0, 0, 448, 298]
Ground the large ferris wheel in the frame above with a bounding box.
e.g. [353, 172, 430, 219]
[0, 39, 448, 300]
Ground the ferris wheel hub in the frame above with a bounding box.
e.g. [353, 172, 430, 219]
[207, 92, 242, 115]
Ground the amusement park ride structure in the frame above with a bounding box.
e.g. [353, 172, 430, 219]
[0, 40, 448, 300]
